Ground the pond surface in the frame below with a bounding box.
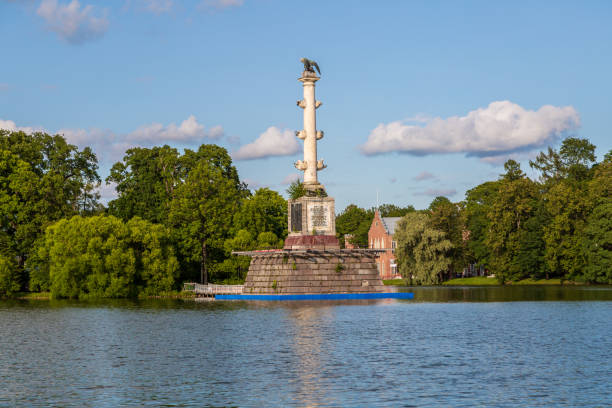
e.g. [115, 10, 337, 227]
[1, 286, 611, 407]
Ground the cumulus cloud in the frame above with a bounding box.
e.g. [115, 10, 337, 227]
[0, 119, 43, 134]
[414, 171, 435, 181]
[3, 116, 222, 167]
[281, 173, 300, 185]
[233, 127, 299, 160]
[126, 115, 223, 143]
[37, 0, 108, 44]
[361, 101, 580, 161]
[415, 188, 457, 197]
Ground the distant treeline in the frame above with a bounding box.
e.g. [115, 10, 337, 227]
[336, 138, 612, 285]
[1, 130, 610, 298]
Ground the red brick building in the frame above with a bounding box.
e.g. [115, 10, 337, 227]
[368, 211, 401, 279]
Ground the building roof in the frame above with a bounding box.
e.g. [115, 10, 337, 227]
[381, 217, 401, 235]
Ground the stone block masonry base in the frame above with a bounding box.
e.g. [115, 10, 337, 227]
[243, 250, 386, 295]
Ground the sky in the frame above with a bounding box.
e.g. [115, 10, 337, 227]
[1, 0, 611, 211]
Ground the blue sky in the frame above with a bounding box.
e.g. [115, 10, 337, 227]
[1, 0, 611, 210]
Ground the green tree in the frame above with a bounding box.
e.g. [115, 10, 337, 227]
[233, 188, 287, 240]
[530, 137, 596, 183]
[580, 157, 612, 283]
[40, 215, 177, 299]
[107, 145, 180, 224]
[427, 196, 465, 275]
[581, 202, 612, 283]
[394, 212, 452, 285]
[486, 160, 539, 283]
[377, 203, 415, 217]
[168, 160, 241, 284]
[335, 204, 373, 248]
[464, 181, 500, 269]
[286, 178, 306, 200]
[0, 255, 20, 297]
[0, 130, 99, 288]
[214, 229, 255, 284]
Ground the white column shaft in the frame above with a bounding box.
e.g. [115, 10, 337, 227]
[303, 81, 317, 185]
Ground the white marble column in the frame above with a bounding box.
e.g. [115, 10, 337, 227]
[295, 72, 325, 190]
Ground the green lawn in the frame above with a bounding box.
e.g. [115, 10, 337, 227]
[443, 277, 500, 286]
[444, 277, 572, 286]
[382, 279, 409, 286]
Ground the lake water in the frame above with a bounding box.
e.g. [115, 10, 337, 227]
[1, 286, 611, 407]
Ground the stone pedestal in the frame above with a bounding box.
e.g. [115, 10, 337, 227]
[242, 250, 386, 294]
[285, 195, 339, 250]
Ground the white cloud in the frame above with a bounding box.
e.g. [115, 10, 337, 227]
[281, 173, 300, 185]
[37, 0, 108, 44]
[414, 171, 435, 181]
[361, 101, 580, 161]
[127, 115, 223, 143]
[233, 126, 299, 160]
[199, 0, 243, 11]
[415, 188, 457, 197]
[3, 116, 222, 167]
[0, 119, 43, 134]
[142, 0, 173, 14]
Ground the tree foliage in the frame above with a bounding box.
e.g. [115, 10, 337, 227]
[286, 178, 307, 200]
[486, 160, 540, 283]
[107, 145, 180, 224]
[39, 215, 178, 299]
[0, 130, 100, 289]
[395, 212, 452, 285]
[233, 188, 287, 240]
[168, 158, 242, 284]
[335, 205, 373, 248]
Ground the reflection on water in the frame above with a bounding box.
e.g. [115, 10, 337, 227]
[401, 285, 612, 302]
[1, 286, 611, 407]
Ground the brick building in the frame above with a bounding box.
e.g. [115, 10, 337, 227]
[368, 210, 401, 279]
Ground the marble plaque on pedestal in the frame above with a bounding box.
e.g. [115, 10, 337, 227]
[288, 196, 336, 236]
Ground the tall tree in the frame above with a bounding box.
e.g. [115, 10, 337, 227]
[580, 155, 612, 283]
[335, 204, 373, 248]
[394, 212, 452, 285]
[107, 145, 181, 224]
[377, 203, 415, 217]
[530, 137, 596, 184]
[233, 188, 287, 240]
[168, 160, 242, 284]
[464, 181, 500, 269]
[0, 130, 99, 287]
[486, 160, 539, 283]
[427, 196, 465, 275]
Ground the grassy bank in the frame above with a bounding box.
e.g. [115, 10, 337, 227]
[3, 290, 196, 301]
[382, 277, 576, 286]
[443, 277, 576, 286]
[443, 277, 500, 286]
[382, 279, 409, 286]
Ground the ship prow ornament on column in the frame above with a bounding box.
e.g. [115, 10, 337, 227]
[284, 58, 340, 250]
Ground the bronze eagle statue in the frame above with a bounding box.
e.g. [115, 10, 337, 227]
[300, 58, 320, 75]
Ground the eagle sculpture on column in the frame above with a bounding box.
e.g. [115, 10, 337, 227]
[300, 58, 321, 75]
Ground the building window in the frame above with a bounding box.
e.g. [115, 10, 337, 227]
[391, 240, 396, 249]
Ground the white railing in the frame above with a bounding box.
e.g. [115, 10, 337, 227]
[193, 283, 244, 296]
